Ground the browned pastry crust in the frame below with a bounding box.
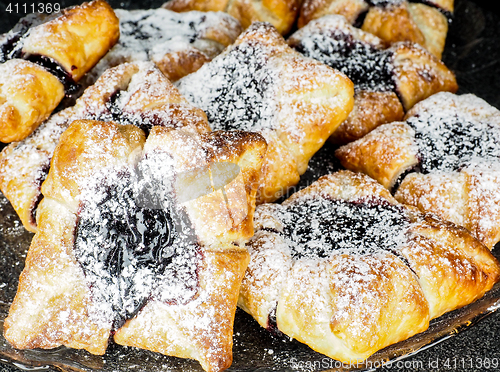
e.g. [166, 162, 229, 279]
[83, 8, 242, 86]
[176, 22, 354, 203]
[162, 0, 302, 35]
[0, 59, 64, 143]
[288, 15, 456, 143]
[361, 1, 448, 59]
[336, 92, 500, 249]
[238, 170, 500, 362]
[390, 41, 457, 110]
[0, 0, 119, 143]
[0, 61, 210, 233]
[329, 89, 404, 145]
[20, 0, 120, 82]
[298, 0, 451, 59]
[4, 119, 266, 372]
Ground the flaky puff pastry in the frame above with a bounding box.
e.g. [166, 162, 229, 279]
[0, 61, 210, 233]
[0, 59, 64, 143]
[238, 170, 500, 363]
[177, 22, 354, 203]
[162, 0, 302, 35]
[83, 8, 243, 86]
[4, 119, 266, 372]
[288, 14, 456, 143]
[19, 0, 120, 82]
[298, 0, 451, 59]
[336, 92, 500, 249]
[0, 0, 119, 143]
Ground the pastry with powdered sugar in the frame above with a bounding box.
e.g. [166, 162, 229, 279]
[4, 117, 266, 372]
[0, 0, 119, 142]
[0, 61, 210, 233]
[298, 0, 453, 59]
[336, 92, 500, 249]
[288, 14, 458, 144]
[238, 170, 500, 363]
[177, 22, 355, 204]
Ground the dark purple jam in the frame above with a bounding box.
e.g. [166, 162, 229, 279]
[290, 29, 395, 92]
[406, 113, 500, 173]
[177, 39, 276, 132]
[276, 197, 410, 259]
[74, 163, 201, 330]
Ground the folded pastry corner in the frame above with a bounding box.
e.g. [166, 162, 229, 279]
[0, 0, 120, 143]
[238, 170, 500, 363]
[177, 22, 354, 203]
[4, 118, 266, 372]
[0, 59, 65, 143]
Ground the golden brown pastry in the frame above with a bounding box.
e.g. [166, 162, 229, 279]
[0, 0, 119, 143]
[1, 0, 120, 82]
[4, 119, 267, 372]
[83, 8, 243, 86]
[336, 92, 500, 249]
[238, 170, 500, 363]
[177, 22, 354, 203]
[162, 0, 302, 35]
[0, 59, 64, 143]
[288, 15, 457, 143]
[298, 0, 452, 59]
[0, 61, 210, 233]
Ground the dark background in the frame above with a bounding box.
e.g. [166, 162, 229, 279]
[0, 1, 499, 371]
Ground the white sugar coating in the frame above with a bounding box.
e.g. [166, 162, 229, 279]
[85, 8, 241, 83]
[260, 195, 410, 259]
[405, 93, 500, 173]
[73, 143, 202, 330]
[176, 27, 280, 133]
[288, 15, 394, 92]
[367, 0, 404, 6]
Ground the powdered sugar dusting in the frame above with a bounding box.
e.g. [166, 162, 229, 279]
[74, 147, 202, 331]
[85, 8, 241, 83]
[274, 196, 410, 259]
[289, 15, 393, 92]
[177, 26, 280, 133]
[406, 105, 500, 173]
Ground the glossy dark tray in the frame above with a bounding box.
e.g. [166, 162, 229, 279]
[0, 0, 500, 371]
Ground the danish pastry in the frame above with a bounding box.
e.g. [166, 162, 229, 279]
[288, 15, 457, 144]
[298, 0, 452, 59]
[162, 0, 302, 36]
[176, 22, 354, 203]
[0, 61, 210, 233]
[0, 0, 119, 142]
[335, 92, 500, 249]
[4, 119, 267, 372]
[83, 8, 243, 86]
[238, 170, 500, 363]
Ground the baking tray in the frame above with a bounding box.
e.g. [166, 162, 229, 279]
[0, 0, 499, 371]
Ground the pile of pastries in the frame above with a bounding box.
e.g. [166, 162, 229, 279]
[0, 0, 499, 371]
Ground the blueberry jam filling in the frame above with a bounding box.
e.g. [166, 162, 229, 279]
[0, 13, 48, 62]
[276, 197, 410, 259]
[177, 41, 276, 132]
[406, 113, 500, 173]
[291, 30, 394, 92]
[75, 163, 201, 330]
[24, 54, 80, 95]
